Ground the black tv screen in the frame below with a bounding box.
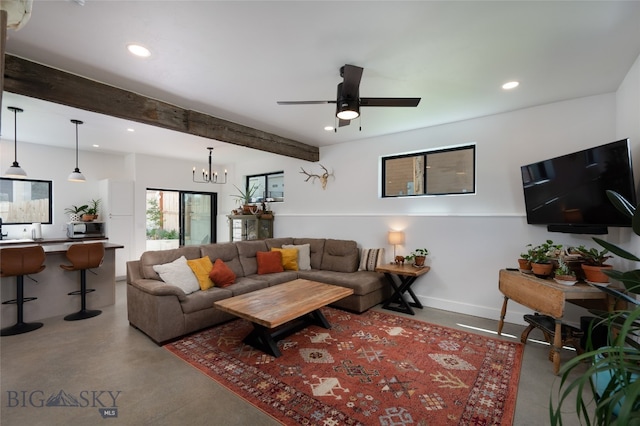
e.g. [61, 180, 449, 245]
[521, 139, 636, 230]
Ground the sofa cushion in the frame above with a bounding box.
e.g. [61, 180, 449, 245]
[270, 247, 298, 270]
[359, 248, 385, 271]
[297, 270, 386, 296]
[265, 237, 294, 249]
[209, 258, 236, 288]
[320, 239, 359, 273]
[282, 243, 311, 271]
[293, 238, 325, 269]
[256, 251, 284, 274]
[187, 256, 214, 290]
[200, 243, 244, 278]
[152, 256, 200, 294]
[140, 246, 202, 280]
[236, 240, 269, 276]
[180, 287, 234, 314]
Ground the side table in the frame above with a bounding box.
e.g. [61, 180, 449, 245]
[375, 263, 430, 315]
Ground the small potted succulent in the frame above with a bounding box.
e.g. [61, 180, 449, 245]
[574, 245, 613, 283]
[553, 259, 577, 285]
[405, 248, 430, 267]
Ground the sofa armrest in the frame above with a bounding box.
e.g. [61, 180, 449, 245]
[129, 278, 188, 302]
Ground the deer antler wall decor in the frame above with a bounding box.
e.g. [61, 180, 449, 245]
[300, 164, 333, 190]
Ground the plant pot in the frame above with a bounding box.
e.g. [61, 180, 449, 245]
[531, 262, 553, 277]
[81, 214, 97, 222]
[414, 256, 426, 267]
[582, 264, 612, 283]
[517, 258, 532, 273]
[554, 274, 577, 285]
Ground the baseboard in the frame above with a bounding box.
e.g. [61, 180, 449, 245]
[414, 295, 529, 326]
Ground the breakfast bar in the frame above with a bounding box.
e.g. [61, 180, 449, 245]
[1, 240, 123, 325]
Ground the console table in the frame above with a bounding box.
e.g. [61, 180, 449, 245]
[497, 269, 615, 374]
[375, 263, 430, 315]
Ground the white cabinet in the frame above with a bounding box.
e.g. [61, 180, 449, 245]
[100, 179, 134, 278]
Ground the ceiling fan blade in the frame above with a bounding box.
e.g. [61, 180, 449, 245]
[360, 97, 421, 107]
[277, 100, 335, 105]
[340, 64, 363, 98]
[338, 118, 351, 127]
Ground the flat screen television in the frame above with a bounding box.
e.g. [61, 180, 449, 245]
[520, 138, 636, 234]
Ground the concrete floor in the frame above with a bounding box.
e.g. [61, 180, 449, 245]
[0, 280, 589, 425]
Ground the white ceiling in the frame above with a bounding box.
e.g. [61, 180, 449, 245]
[2, 1, 640, 165]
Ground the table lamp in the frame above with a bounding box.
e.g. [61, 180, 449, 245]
[388, 231, 405, 259]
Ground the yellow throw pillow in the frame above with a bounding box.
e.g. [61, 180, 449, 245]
[187, 256, 214, 290]
[271, 247, 299, 271]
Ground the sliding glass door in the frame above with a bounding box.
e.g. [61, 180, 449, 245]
[146, 189, 217, 250]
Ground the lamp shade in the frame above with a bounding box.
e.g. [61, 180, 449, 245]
[388, 231, 405, 245]
[68, 168, 86, 182]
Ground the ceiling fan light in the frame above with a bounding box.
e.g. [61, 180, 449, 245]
[336, 100, 360, 120]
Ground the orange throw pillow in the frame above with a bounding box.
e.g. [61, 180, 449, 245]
[209, 258, 236, 288]
[256, 251, 284, 275]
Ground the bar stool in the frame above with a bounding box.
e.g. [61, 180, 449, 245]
[60, 243, 104, 321]
[1, 246, 46, 336]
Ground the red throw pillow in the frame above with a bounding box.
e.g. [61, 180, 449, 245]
[256, 251, 284, 275]
[209, 258, 236, 288]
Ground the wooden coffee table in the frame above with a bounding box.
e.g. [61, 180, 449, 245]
[213, 279, 353, 357]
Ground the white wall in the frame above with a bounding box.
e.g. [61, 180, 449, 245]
[235, 92, 636, 325]
[2, 53, 639, 326]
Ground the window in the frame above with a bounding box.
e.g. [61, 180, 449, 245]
[247, 171, 284, 202]
[382, 144, 475, 197]
[0, 177, 53, 224]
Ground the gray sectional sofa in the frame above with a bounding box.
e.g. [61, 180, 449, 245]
[126, 237, 390, 344]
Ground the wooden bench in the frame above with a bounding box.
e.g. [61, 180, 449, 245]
[521, 313, 584, 361]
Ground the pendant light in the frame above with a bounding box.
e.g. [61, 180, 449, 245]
[68, 119, 86, 182]
[4, 106, 27, 177]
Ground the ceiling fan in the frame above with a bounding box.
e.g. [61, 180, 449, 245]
[277, 64, 421, 128]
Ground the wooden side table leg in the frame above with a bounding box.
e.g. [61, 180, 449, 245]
[552, 320, 562, 375]
[497, 296, 509, 335]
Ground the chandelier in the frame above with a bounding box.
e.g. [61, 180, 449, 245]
[192, 147, 227, 184]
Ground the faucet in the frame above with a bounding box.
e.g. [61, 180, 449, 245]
[0, 218, 6, 240]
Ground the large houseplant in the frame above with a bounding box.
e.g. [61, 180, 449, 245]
[551, 190, 640, 425]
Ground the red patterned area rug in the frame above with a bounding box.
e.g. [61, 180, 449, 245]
[164, 308, 523, 425]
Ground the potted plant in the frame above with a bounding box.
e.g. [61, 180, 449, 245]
[518, 245, 534, 273]
[82, 198, 101, 221]
[553, 259, 577, 285]
[574, 245, 613, 283]
[64, 204, 88, 222]
[405, 248, 429, 267]
[529, 240, 562, 277]
[551, 190, 640, 425]
[230, 184, 259, 214]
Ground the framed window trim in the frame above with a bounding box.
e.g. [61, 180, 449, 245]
[0, 177, 53, 224]
[246, 171, 284, 203]
[382, 144, 476, 198]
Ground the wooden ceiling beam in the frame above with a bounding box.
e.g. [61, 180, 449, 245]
[3, 54, 319, 162]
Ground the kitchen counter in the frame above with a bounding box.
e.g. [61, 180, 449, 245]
[1, 241, 123, 324]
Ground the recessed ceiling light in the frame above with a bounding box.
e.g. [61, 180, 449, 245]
[92, 144, 99, 148]
[324, 126, 334, 132]
[127, 44, 151, 58]
[502, 81, 519, 90]
[127, 128, 135, 132]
